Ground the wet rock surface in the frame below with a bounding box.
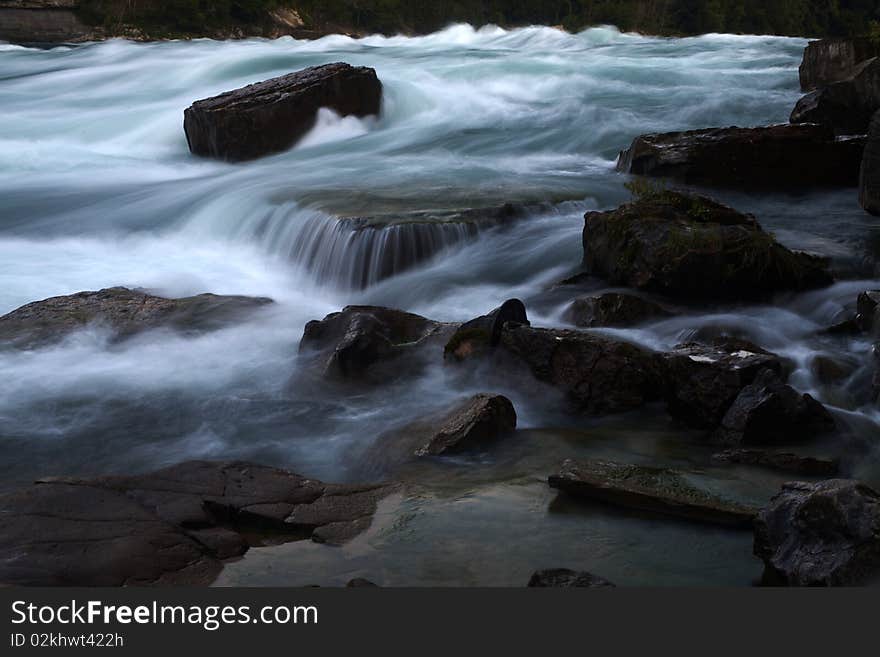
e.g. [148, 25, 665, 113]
[790, 57, 880, 135]
[563, 292, 672, 328]
[444, 299, 530, 362]
[300, 305, 452, 381]
[0, 287, 273, 349]
[549, 458, 756, 527]
[528, 569, 616, 588]
[754, 479, 880, 586]
[582, 191, 832, 300]
[712, 449, 839, 477]
[616, 124, 864, 188]
[660, 339, 786, 429]
[184, 63, 382, 162]
[0, 461, 392, 586]
[800, 37, 880, 91]
[861, 111, 880, 215]
[715, 370, 836, 445]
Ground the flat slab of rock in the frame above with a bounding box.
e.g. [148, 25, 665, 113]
[660, 338, 785, 429]
[498, 325, 664, 415]
[299, 305, 453, 381]
[616, 124, 864, 188]
[0, 287, 272, 349]
[0, 461, 392, 586]
[184, 63, 382, 162]
[563, 292, 672, 328]
[800, 37, 880, 91]
[550, 458, 756, 527]
[860, 111, 880, 215]
[583, 191, 832, 300]
[528, 569, 615, 588]
[791, 57, 880, 135]
[712, 449, 839, 477]
[715, 370, 835, 445]
[754, 479, 880, 586]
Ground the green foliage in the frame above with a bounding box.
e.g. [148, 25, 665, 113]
[77, 1, 880, 38]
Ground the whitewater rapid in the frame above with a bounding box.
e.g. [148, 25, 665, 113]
[0, 24, 877, 492]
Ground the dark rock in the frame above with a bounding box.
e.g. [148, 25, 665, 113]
[715, 370, 836, 445]
[497, 325, 663, 415]
[346, 578, 379, 587]
[856, 289, 880, 334]
[660, 338, 786, 429]
[0, 461, 392, 586]
[861, 111, 880, 215]
[527, 569, 615, 588]
[444, 299, 529, 363]
[184, 63, 382, 162]
[754, 479, 880, 586]
[300, 305, 452, 381]
[800, 37, 880, 91]
[0, 287, 273, 349]
[582, 191, 832, 301]
[712, 449, 840, 477]
[563, 292, 672, 328]
[810, 354, 859, 384]
[616, 124, 864, 188]
[414, 393, 516, 457]
[791, 58, 880, 135]
[549, 458, 756, 527]
[0, 2, 94, 44]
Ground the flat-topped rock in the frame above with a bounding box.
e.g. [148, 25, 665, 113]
[184, 63, 382, 162]
[549, 458, 756, 527]
[582, 191, 832, 300]
[799, 37, 880, 91]
[754, 479, 880, 586]
[0, 287, 272, 349]
[0, 461, 393, 586]
[616, 124, 864, 188]
[791, 57, 880, 135]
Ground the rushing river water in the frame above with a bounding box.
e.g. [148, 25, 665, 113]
[1, 24, 878, 586]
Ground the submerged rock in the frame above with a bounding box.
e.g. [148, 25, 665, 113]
[616, 124, 864, 188]
[712, 449, 839, 477]
[563, 292, 672, 328]
[497, 325, 664, 415]
[800, 37, 880, 91]
[549, 458, 756, 527]
[860, 111, 880, 215]
[299, 305, 451, 381]
[0, 461, 392, 586]
[715, 370, 836, 445]
[660, 339, 785, 429]
[184, 63, 382, 162]
[790, 57, 880, 135]
[0, 287, 272, 349]
[528, 569, 615, 588]
[754, 479, 880, 586]
[444, 299, 529, 362]
[582, 191, 832, 300]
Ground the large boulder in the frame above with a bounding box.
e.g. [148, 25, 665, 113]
[660, 339, 786, 429]
[799, 37, 880, 91]
[184, 63, 382, 162]
[563, 292, 672, 328]
[444, 299, 529, 363]
[299, 305, 452, 381]
[582, 191, 832, 300]
[549, 458, 756, 527]
[0, 461, 393, 586]
[616, 124, 864, 188]
[860, 111, 880, 215]
[715, 370, 836, 445]
[791, 57, 880, 135]
[0, 287, 272, 349]
[497, 325, 664, 415]
[527, 569, 615, 588]
[754, 479, 880, 586]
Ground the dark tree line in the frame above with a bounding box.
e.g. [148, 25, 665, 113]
[78, 0, 880, 37]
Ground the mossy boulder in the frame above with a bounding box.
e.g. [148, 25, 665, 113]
[582, 191, 832, 301]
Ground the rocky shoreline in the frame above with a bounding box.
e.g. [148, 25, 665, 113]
[1, 33, 879, 587]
